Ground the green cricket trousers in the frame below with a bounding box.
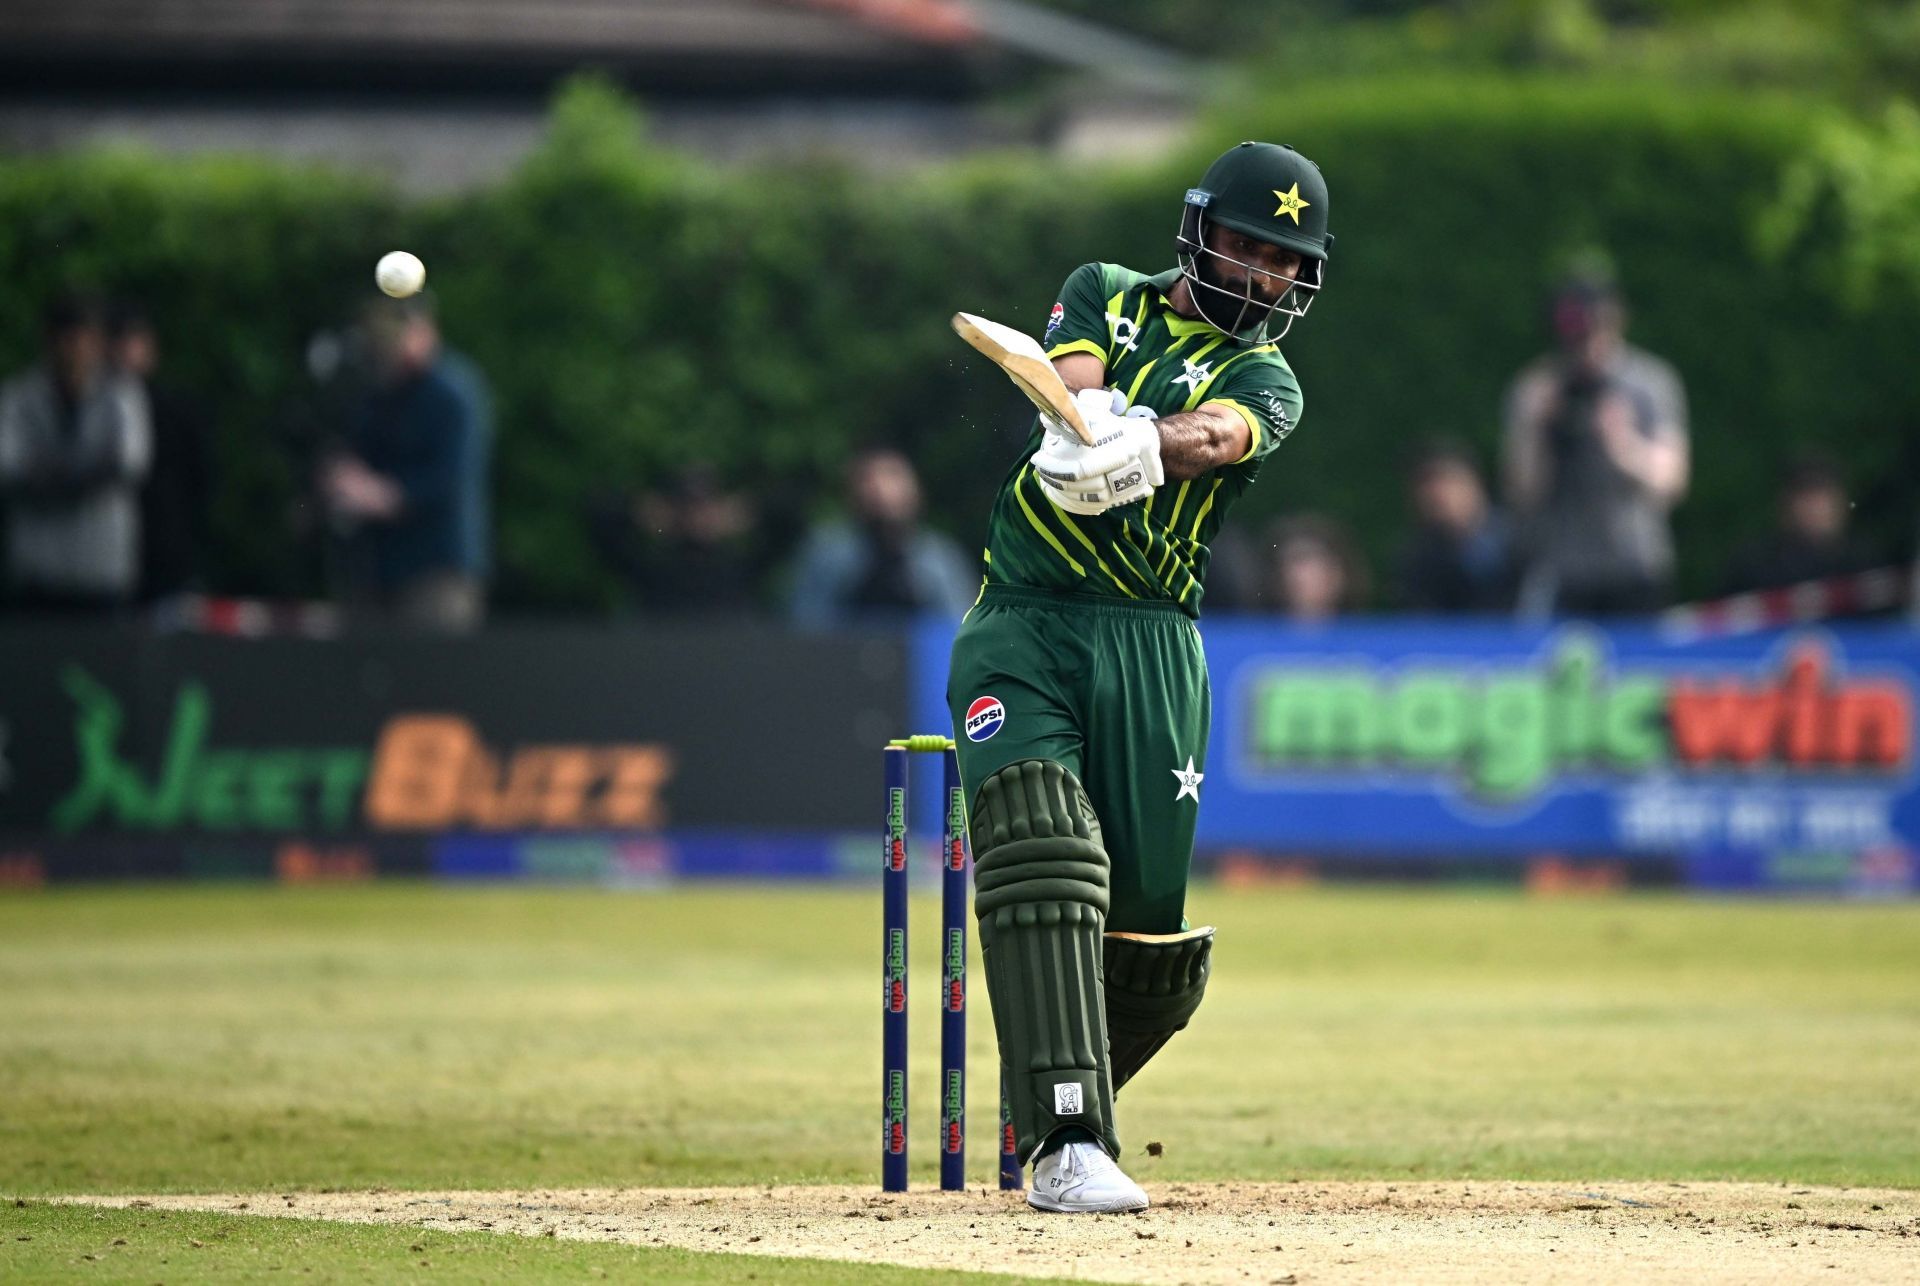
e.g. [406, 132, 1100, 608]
[945, 585, 1211, 935]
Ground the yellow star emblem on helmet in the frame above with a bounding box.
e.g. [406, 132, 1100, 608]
[1273, 183, 1310, 224]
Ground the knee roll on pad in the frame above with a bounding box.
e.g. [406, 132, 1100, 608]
[971, 759, 1109, 918]
[1104, 927, 1214, 1093]
[970, 759, 1119, 1162]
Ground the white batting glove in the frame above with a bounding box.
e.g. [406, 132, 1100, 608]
[1034, 389, 1130, 480]
[1032, 389, 1158, 483]
[1032, 388, 1162, 514]
[1035, 472, 1118, 515]
[1120, 402, 1165, 488]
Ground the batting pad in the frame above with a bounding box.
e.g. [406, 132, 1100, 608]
[1103, 926, 1214, 1092]
[970, 759, 1119, 1163]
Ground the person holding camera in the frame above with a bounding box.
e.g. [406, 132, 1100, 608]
[1501, 267, 1689, 617]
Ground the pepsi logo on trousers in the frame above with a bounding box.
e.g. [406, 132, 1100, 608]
[965, 696, 1005, 742]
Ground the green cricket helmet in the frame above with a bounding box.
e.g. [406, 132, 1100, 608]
[1176, 140, 1334, 343]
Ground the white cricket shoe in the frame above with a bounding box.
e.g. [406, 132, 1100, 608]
[1026, 1140, 1149, 1214]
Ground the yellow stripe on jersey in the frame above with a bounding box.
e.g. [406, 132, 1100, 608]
[1046, 338, 1107, 363]
[1123, 352, 1159, 404]
[1142, 525, 1200, 604]
[1161, 306, 1218, 339]
[1179, 341, 1264, 412]
[1165, 337, 1228, 413]
[1152, 337, 1216, 413]
[1125, 330, 1193, 405]
[1206, 397, 1265, 464]
[1107, 523, 1163, 594]
[1104, 289, 1128, 362]
[1013, 467, 1086, 577]
[1122, 523, 1154, 572]
[1161, 478, 1193, 533]
[1127, 517, 1163, 576]
[1154, 526, 1202, 604]
[1187, 477, 1224, 540]
[1123, 524, 1177, 594]
[1151, 494, 1194, 577]
[1178, 566, 1201, 605]
[1154, 534, 1179, 579]
[1055, 507, 1141, 598]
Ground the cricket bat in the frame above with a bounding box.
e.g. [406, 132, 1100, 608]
[951, 312, 1095, 445]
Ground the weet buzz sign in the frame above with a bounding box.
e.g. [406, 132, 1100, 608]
[0, 627, 902, 884]
[909, 619, 1920, 893]
[44, 667, 671, 836]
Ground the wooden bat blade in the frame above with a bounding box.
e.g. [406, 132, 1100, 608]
[951, 311, 1094, 445]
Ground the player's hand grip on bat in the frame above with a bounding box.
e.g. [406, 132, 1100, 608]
[1119, 402, 1165, 487]
[1033, 389, 1164, 515]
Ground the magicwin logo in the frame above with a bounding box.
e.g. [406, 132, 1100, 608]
[1241, 632, 1911, 802]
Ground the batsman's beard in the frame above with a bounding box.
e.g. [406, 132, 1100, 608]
[1175, 206, 1321, 344]
[1188, 253, 1286, 340]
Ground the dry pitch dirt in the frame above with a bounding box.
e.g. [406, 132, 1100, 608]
[71, 1181, 1920, 1283]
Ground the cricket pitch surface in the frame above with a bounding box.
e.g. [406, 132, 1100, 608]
[68, 1180, 1920, 1283]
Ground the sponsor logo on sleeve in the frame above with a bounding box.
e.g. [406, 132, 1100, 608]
[964, 695, 1006, 742]
[1044, 301, 1064, 341]
[1256, 389, 1294, 437]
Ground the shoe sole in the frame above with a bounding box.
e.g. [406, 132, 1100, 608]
[1025, 1190, 1150, 1215]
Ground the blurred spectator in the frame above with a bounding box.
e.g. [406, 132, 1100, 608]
[589, 464, 764, 615]
[1502, 265, 1689, 617]
[1721, 454, 1878, 595]
[788, 446, 975, 627]
[1196, 525, 1263, 612]
[1853, 425, 1920, 620]
[320, 296, 490, 632]
[0, 293, 151, 612]
[109, 303, 211, 601]
[1259, 514, 1368, 622]
[1394, 438, 1518, 613]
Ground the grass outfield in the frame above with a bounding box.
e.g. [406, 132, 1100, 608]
[2, 883, 1918, 1278]
[2, 1203, 1025, 1284]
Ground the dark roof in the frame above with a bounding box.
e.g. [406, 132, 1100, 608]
[0, 0, 1006, 96]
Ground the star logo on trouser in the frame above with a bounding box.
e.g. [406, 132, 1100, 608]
[1171, 755, 1204, 802]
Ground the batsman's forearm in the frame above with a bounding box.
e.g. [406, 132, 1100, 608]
[1051, 352, 1107, 395]
[1156, 407, 1248, 481]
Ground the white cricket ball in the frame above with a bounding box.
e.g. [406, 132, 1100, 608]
[375, 250, 426, 298]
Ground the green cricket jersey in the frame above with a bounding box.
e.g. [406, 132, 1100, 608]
[979, 262, 1303, 618]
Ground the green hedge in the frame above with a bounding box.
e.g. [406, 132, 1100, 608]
[1209, 75, 1920, 595]
[1, 74, 1911, 607]
[0, 151, 403, 593]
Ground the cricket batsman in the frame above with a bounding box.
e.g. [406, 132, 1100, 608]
[948, 141, 1333, 1212]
